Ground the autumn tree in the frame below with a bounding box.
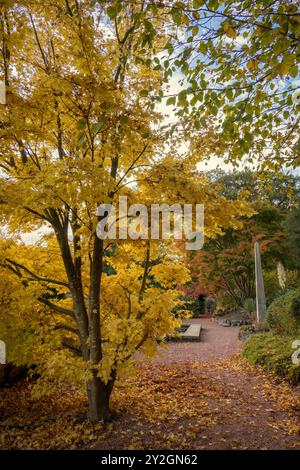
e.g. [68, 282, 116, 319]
[185, 170, 299, 306]
[152, 1, 300, 171]
[0, 1, 251, 420]
[190, 209, 286, 306]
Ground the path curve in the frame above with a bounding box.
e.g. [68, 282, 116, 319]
[153, 318, 242, 364]
[92, 317, 300, 450]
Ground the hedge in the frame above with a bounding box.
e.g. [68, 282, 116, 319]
[265, 288, 300, 336]
[242, 332, 300, 385]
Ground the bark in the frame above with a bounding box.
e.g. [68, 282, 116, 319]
[49, 208, 89, 359]
[87, 232, 105, 420]
[88, 235, 103, 364]
[84, 8, 143, 421]
[87, 372, 115, 421]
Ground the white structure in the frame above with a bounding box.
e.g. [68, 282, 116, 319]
[254, 242, 266, 324]
[0, 340, 6, 365]
[0, 81, 6, 105]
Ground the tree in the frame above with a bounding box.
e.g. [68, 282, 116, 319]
[285, 207, 300, 272]
[206, 169, 300, 208]
[187, 208, 287, 306]
[159, 1, 300, 171]
[0, 1, 250, 420]
[184, 170, 295, 306]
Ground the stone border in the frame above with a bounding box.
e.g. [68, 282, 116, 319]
[214, 318, 252, 327]
[168, 323, 201, 342]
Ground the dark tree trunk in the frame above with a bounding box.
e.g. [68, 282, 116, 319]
[87, 372, 115, 421]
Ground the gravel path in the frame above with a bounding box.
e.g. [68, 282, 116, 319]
[152, 318, 242, 364]
[92, 317, 300, 450]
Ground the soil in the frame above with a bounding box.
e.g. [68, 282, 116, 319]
[1, 318, 298, 450]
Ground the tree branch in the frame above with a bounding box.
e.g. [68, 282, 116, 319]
[5, 258, 69, 288]
[54, 323, 79, 336]
[38, 296, 75, 317]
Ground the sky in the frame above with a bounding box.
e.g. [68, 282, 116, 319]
[156, 72, 237, 172]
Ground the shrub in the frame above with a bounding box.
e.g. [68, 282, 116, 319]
[243, 298, 256, 312]
[242, 333, 300, 384]
[239, 323, 269, 341]
[265, 288, 300, 335]
[264, 270, 300, 305]
[214, 294, 238, 316]
[205, 298, 215, 314]
[238, 324, 256, 341]
[177, 294, 204, 318]
[243, 298, 256, 321]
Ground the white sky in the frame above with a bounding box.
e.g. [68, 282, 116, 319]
[156, 72, 236, 172]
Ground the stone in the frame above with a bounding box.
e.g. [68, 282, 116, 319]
[181, 324, 201, 341]
[219, 319, 231, 327]
[168, 323, 201, 342]
[238, 324, 256, 341]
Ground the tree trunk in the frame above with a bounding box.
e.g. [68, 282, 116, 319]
[86, 372, 115, 421]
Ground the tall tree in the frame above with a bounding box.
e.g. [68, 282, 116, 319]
[160, 1, 300, 170]
[184, 170, 296, 306]
[0, 1, 250, 420]
[285, 207, 300, 272]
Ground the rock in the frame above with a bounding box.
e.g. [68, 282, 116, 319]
[238, 324, 257, 341]
[231, 320, 242, 327]
[219, 319, 231, 327]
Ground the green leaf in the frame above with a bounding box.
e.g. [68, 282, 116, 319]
[166, 96, 176, 106]
[178, 90, 187, 104]
[77, 131, 86, 147]
[139, 90, 149, 97]
[192, 26, 199, 37]
[225, 89, 233, 100]
[193, 0, 203, 7]
[107, 6, 117, 20]
[165, 41, 174, 55]
[120, 115, 129, 125]
[290, 65, 298, 78]
[76, 118, 87, 130]
[182, 14, 190, 26]
[172, 10, 182, 26]
[198, 42, 207, 54]
[91, 116, 108, 135]
[223, 21, 236, 39]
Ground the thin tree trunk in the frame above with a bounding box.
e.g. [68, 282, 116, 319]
[87, 372, 115, 421]
[87, 233, 105, 420]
